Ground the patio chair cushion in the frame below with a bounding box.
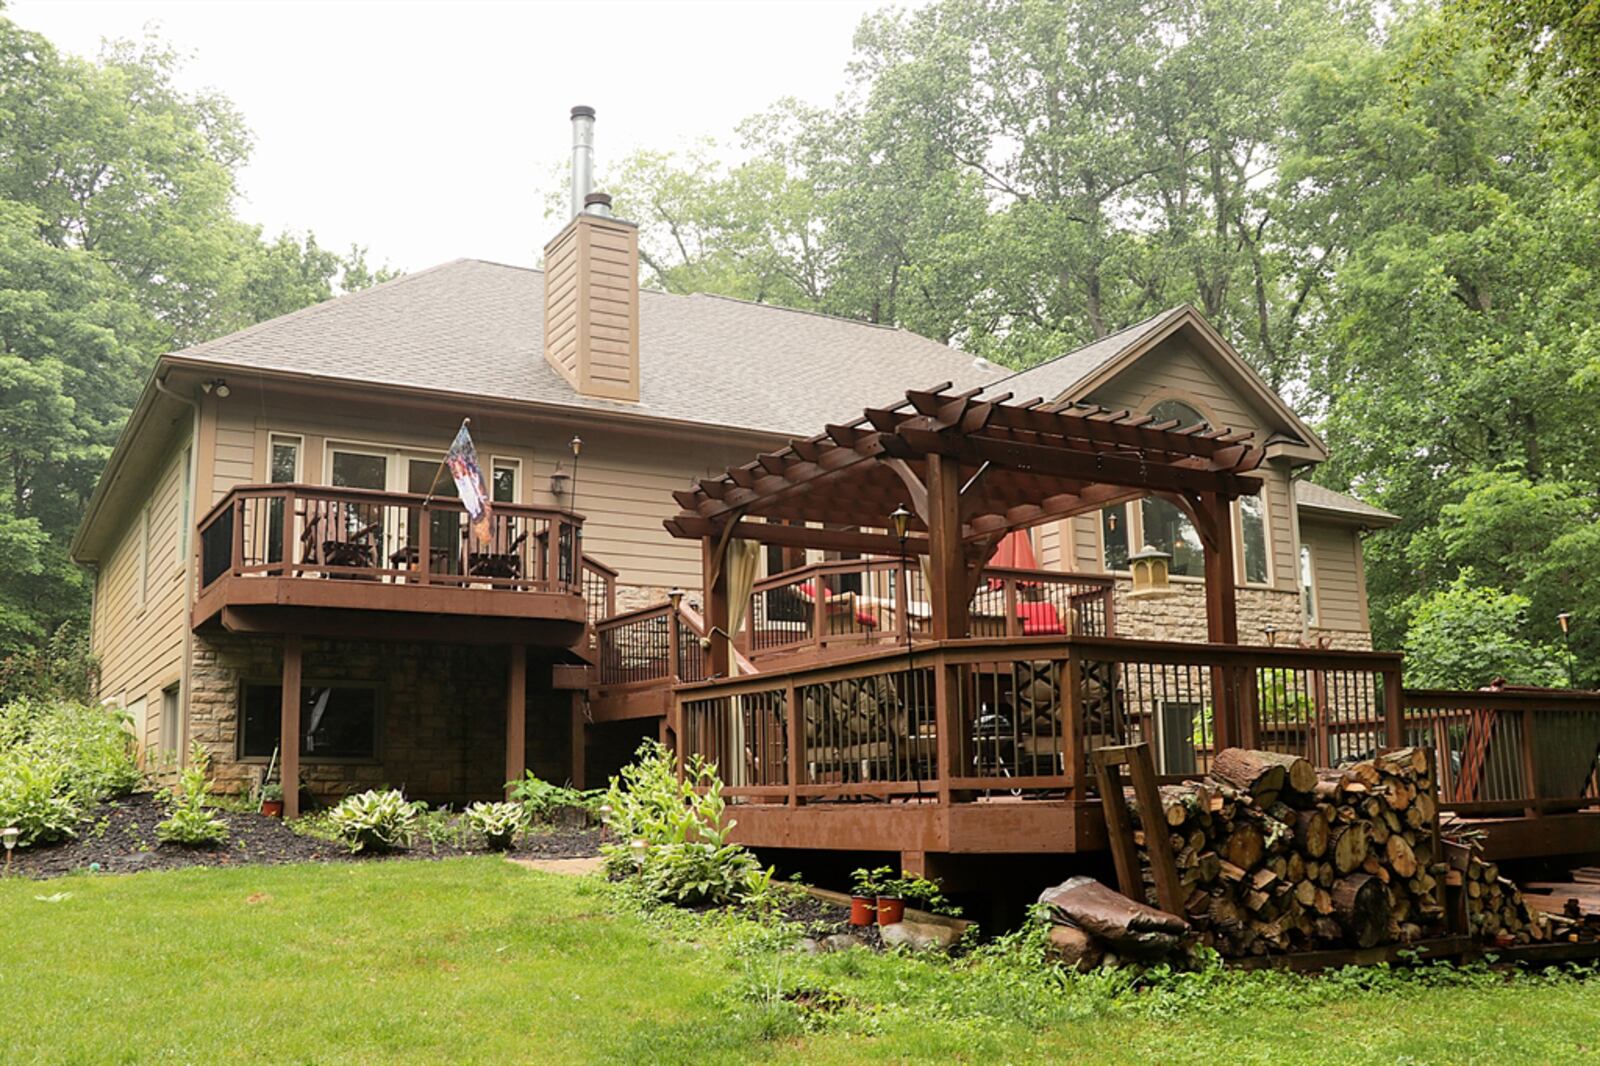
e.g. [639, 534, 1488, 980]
[1016, 602, 1066, 636]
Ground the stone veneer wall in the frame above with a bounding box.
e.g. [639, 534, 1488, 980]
[1108, 578, 1372, 651]
[188, 633, 574, 804]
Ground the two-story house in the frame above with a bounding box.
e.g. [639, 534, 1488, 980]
[70, 107, 1395, 812]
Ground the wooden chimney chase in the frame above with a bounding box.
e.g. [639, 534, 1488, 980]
[543, 212, 641, 402]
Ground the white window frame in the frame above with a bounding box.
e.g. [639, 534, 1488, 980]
[176, 446, 193, 576]
[1300, 544, 1318, 625]
[490, 456, 521, 504]
[267, 433, 304, 483]
[160, 683, 181, 756]
[1235, 493, 1273, 588]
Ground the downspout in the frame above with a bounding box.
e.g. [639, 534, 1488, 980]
[153, 369, 201, 768]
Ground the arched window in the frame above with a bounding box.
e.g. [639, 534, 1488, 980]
[1139, 400, 1208, 577]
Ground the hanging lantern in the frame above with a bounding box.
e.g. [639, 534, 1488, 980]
[1127, 546, 1178, 600]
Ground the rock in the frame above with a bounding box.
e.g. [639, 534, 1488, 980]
[1037, 876, 1189, 959]
[1046, 923, 1104, 971]
[879, 919, 961, 953]
[820, 933, 865, 952]
[795, 937, 825, 955]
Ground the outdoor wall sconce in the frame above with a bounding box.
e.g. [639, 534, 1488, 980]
[2, 824, 18, 876]
[200, 378, 230, 398]
[1263, 624, 1278, 647]
[1128, 546, 1178, 600]
[549, 464, 570, 501]
[668, 588, 684, 613]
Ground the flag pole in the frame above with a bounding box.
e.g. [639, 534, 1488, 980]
[422, 418, 469, 508]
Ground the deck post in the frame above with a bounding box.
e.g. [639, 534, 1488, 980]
[702, 536, 731, 677]
[280, 489, 297, 576]
[934, 651, 960, 805]
[505, 644, 526, 790]
[925, 455, 969, 640]
[785, 678, 801, 808]
[1063, 643, 1085, 793]
[1200, 492, 1239, 645]
[1383, 666, 1404, 751]
[416, 500, 431, 585]
[570, 692, 587, 790]
[280, 633, 302, 819]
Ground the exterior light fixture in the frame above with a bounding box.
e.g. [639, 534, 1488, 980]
[1263, 624, 1278, 647]
[630, 838, 648, 869]
[2, 825, 18, 877]
[569, 436, 583, 458]
[668, 588, 684, 613]
[201, 378, 230, 398]
[1127, 545, 1178, 600]
[889, 504, 912, 543]
[548, 465, 570, 501]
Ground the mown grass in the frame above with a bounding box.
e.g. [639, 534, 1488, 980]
[1, 858, 1597, 1064]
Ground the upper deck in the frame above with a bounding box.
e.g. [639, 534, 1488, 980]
[192, 483, 616, 647]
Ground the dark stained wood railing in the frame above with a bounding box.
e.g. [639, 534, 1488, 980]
[743, 558, 1115, 662]
[678, 633, 1600, 819]
[196, 483, 595, 603]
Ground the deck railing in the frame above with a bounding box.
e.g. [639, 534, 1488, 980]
[1401, 688, 1600, 815]
[744, 558, 1116, 661]
[196, 483, 595, 601]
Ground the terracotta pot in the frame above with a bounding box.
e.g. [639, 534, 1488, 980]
[876, 896, 905, 925]
[849, 895, 876, 926]
[260, 800, 284, 818]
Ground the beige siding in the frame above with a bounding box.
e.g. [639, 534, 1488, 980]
[541, 214, 640, 401]
[92, 439, 192, 759]
[203, 389, 758, 597]
[1301, 519, 1369, 632]
[1081, 336, 1298, 592]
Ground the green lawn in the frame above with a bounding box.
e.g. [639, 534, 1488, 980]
[1, 858, 1598, 1064]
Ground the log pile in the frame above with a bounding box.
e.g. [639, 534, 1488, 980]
[1127, 747, 1467, 956]
[1450, 851, 1549, 945]
[1038, 875, 1191, 970]
[1504, 867, 1600, 944]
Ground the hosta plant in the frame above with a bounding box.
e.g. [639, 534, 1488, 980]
[156, 745, 229, 846]
[0, 752, 81, 846]
[330, 789, 422, 853]
[464, 801, 525, 850]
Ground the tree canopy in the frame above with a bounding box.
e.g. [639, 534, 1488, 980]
[595, 0, 1600, 684]
[0, 18, 392, 652]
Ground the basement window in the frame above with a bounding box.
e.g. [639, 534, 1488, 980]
[240, 683, 379, 760]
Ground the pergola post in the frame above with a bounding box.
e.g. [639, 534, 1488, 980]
[279, 634, 302, 819]
[1200, 492, 1239, 645]
[702, 535, 731, 676]
[925, 454, 969, 640]
[505, 644, 526, 791]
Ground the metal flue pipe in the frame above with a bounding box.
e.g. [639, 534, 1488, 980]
[569, 105, 595, 220]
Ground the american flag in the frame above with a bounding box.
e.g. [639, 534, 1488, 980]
[445, 422, 492, 548]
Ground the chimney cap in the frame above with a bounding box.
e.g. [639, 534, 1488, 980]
[584, 192, 613, 208]
[571, 105, 596, 119]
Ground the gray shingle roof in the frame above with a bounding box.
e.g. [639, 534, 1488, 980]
[983, 307, 1185, 403]
[1295, 480, 1400, 525]
[170, 259, 1003, 437]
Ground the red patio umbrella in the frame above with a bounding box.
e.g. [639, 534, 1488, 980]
[988, 529, 1038, 571]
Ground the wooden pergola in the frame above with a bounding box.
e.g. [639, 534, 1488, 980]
[666, 383, 1265, 674]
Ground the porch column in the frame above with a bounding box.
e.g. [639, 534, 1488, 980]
[925, 454, 969, 640]
[280, 634, 302, 819]
[1200, 492, 1239, 644]
[702, 535, 731, 676]
[570, 693, 587, 790]
[505, 644, 527, 791]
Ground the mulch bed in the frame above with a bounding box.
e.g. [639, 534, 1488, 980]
[776, 890, 885, 949]
[7, 792, 601, 880]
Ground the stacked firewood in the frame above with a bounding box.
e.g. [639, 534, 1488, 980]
[1129, 747, 1462, 955]
[1520, 866, 1600, 943]
[1453, 853, 1549, 944]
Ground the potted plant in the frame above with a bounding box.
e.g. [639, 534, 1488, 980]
[875, 870, 909, 926]
[895, 873, 962, 918]
[848, 866, 889, 927]
[258, 781, 284, 818]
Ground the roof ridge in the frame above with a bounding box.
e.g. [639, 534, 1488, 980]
[686, 291, 907, 333]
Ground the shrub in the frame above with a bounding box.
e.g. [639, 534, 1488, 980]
[0, 751, 82, 845]
[464, 801, 525, 850]
[600, 740, 771, 906]
[507, 771, 602, 823]
[329, 789, 422, 853]
[156, 745, 229, 846]
[0, 623, 100, 707]
[0, 697, 142, 801]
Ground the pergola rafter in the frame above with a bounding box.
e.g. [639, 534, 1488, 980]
[666, 383, 1265, 672]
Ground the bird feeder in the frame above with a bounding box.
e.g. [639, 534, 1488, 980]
[1127, 546, 1178, 600]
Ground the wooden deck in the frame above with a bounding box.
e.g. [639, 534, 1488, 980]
[664, 632, 1600, 864]
[192, 483, 613, 647]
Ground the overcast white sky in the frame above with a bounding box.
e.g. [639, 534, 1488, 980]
[10, 0, 895, 271]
